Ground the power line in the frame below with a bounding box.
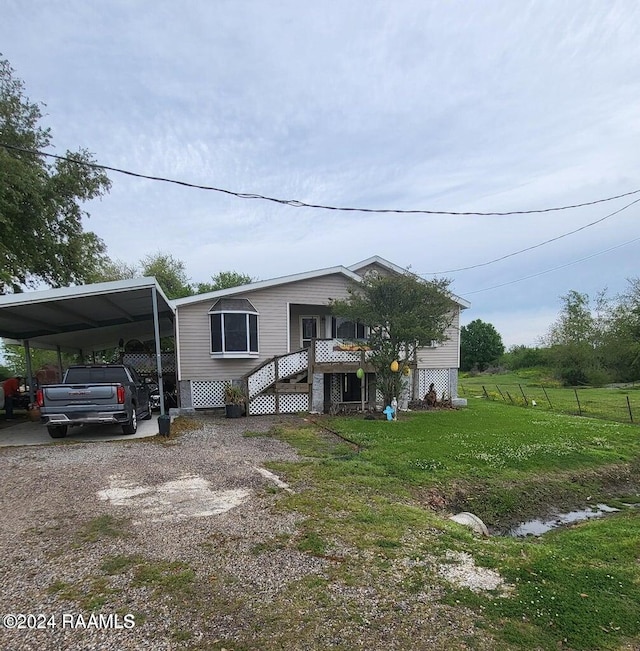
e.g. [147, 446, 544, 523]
[2, 141, 640, 216]
[459, 236, 640, 295]
[418, 197, 640, 275]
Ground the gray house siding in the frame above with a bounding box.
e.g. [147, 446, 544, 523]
[177, 273, 353, 382]
[415, 308, 460, 369]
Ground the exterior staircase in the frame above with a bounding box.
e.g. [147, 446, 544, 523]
[244, 348, 311, 415]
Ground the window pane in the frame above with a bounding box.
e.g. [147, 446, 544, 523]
[224, 313, 248, 351]
[211, 314, 223, 352]
[335, 317, 356, 339]
[249, 314, 258, 352]
[302, 318, 317, 339]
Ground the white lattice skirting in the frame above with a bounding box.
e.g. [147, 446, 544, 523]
[417, 368, 457, 401]
[188, 370, 457, 413]
[191, 380, 227, 408]
[248, 393, 309, 415]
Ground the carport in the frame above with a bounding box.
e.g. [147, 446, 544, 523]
[0, 277, 175, 415]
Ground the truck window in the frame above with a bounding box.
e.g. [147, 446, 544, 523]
[64, 367, 130, 384]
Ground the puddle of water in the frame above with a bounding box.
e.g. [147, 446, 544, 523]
[508, 503, 620, 537]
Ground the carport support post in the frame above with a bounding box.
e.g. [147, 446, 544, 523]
[56, 345, 63, 380]
[151, 285, 166, 416]
[24, 340, 35, 403]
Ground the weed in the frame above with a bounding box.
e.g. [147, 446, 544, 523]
[75, 514, 130, 544]
[100, 554, 143, 575]
[296, 530, 327, 556]
[133, 560, 195, 595]
[250, 534, 291, 555]
[47, 576, 117, 611]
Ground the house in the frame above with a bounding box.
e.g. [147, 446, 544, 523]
[173, 256, 470, 415]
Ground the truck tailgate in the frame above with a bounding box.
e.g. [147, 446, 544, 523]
[42, 383, 120, 406]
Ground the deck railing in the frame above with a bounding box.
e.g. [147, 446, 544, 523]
[246, 348, 309, 399]
[313, 338, 372, 364]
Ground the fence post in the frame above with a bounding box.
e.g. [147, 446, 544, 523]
[505, 391, 514, 404]
[482, 385, 489, 399]
[574, 389, 582, 416]
[518, 383, 529, 406]
[542, 385, 553, 409]
[626, 395, 633, 423]
[496, 385, 507, 402]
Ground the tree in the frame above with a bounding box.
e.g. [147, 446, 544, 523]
[194, 271, 255, 294]
[460, 319, 504, 371]
[543, 290, 603, 385]
[0, 57, 111, 293]
[501, 344, 550, 370]
[331, 271, 454, 406]
[0, 341, 80, 377]
[89, 257, 138, 283]
[140, 252, 192, 299]
[600, 278, 640, 381]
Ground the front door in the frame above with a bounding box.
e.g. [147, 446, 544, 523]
[300, 316, 319, 348]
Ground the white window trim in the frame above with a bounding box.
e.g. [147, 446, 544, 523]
[209, 309, 259, 359]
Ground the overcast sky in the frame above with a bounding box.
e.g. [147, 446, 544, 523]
[2, 1, 639, 346]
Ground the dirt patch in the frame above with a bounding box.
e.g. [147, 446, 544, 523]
[97, 474, 253, 523]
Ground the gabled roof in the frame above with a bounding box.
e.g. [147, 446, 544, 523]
[349, 255, 470, 309]
[172, 265, 362, 307]
[171, 255, 470, 309]
[348, 255, 409, 276]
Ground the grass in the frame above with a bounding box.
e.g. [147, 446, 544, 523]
[258, 401, 640, 650]
[38, 404, 640, 650]
[74, 514, 131, 544]
[459, 368, 640, 423]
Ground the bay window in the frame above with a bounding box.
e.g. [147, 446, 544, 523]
[209, 299, 259, 357]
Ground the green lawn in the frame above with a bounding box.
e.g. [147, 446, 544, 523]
[259, 400, 640, 650]
[459, 370, 640, 423]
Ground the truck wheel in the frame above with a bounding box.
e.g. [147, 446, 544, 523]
[48, 425, 68, 439]
[122, 408, 138, 435]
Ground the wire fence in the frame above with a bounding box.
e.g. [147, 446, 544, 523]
[459, 382, 639, 425]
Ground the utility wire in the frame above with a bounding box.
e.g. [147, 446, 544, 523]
[419, 197, 640, 276]
[2, 141, 640, 216]
[459, 236, 640, 295]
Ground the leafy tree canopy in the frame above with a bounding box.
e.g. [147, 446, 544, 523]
[140, 252, 192, 299]
[0, 56, 111, 293]
[92, 253, 255, 300]
[88, 258, 138, 283]
[460, 319, 505, 371]
[194, 270, 255, 294]
[331, 271, 453, 405]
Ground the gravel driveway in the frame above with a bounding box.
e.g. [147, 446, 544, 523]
[0, 414, 315, 651]
[0, 414, 499, 651]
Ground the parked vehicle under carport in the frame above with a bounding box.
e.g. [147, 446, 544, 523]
[37, 364, 152, 438]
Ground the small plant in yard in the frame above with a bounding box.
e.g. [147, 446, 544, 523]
[224, 383, 246, 405]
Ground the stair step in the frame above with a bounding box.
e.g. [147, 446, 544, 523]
[275, 382, 309, 393]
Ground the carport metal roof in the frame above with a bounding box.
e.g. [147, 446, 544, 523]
[0, 277, 174, 352]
